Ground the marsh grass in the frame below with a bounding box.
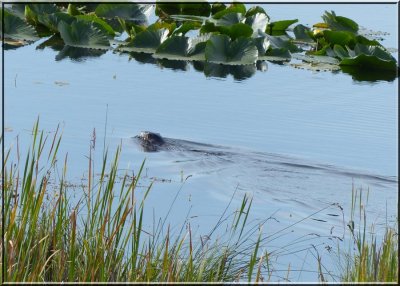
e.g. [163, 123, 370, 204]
[332, 187, 398, 282]
[1, 120, 397, 282]
[1, 120, 272, 282]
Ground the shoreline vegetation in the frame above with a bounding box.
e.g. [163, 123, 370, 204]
[0, 121, 397, 282]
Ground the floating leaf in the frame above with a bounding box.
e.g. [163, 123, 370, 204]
[253, 35, 270, 55]
[172, 21, 201, 36]
[211, 3, 226, 15]
[67, 4, 83, 16]
[0, 8, 39, 41]
[265, 34, 302, 53]
[76, 14, 116, 38]
[120, 28, 169, 53]
[260, 48, 291, 61]
[205, 34, 258, 65]
[212, 3, 246, 19]
[156, 2, 211, 17]
[323, 30, 357, 48]
[334, 44, 397, 71]
[201, 22, 252, 41]
[266, 19, 298, 33]
[215, 12, 244, 26]
[36, 12, 75, 33]
[25, 4, 60, 28]
[245, 13, 269, 36]
[322, 11, 358, 32]
[58, 19, 110, 49]
[245, 6, 269, 19]
[154, 35, 206, 61]
[293, 24, 314, 43]
[95, 4, 153, 21]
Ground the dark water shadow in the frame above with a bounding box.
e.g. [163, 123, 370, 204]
[340, 66, 398, 82]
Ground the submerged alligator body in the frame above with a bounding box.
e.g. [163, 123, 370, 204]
[133, 131, 398, 185]
[134, 131, 227, 156]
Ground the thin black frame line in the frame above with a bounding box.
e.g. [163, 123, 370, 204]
[0, 1, 398, 284]
[2, 2, 5, 285]
[1, 1, 399, 4]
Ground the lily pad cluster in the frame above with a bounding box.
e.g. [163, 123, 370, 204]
[1, 3, 398, 81]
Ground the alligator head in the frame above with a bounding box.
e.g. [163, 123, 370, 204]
[135, 131, 165, 152]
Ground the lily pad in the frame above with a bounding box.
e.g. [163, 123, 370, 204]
[200, 22, 253, 41]
[36, 12, 75, 33]
[293, 24, 314, 43]
[156, 2, 211, 17]
[25, 3, 60, 25]
[265, 34, 302, 53]
[245, 13, 269, 36]
[76, 14, 116, 38]
[245, 6, 269, 19]
[334, 44, 397, 71]
[172, 21, 201, 36]
[205, 34, 258, 65]
[58, 19, 110, 49]
[322, 11, 358, 32]
[120, 28, 169, 53]
[0, 8, 39, 41]
[266, 19, 298, 33]
[214, 12, 244, 26]
[95, 4, 153, 21]
[212, 3, 246, 19]
[323, 30, 356, 48]
[154, 35, 207, 61]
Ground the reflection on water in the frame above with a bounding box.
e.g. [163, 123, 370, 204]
[30, 33, 398, 82]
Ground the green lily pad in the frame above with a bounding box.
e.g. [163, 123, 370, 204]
[260, 48, 291, 61]
[36, 12, 75, 33]
[265, 34, 302, 53]
[245, 13, 269, 36]
[322, 11, 358, 32]
[76, 14, 116, 38]
[200, 22, 253, 41]
[0, 8, 39, 41]
[212, 3, 246, 19]
[205, 34, 258, 65]
[172, 21, 201, 36]
[156, 2, 211, 17]
[214, 12, 244, 26]
[334, 44, 397, 71]
[25, 3, 60, 25]
[211, 3, 226, 15]
[120, 28, 169, 53]
[154, 35, 207, 61]
[253, 36, 270, 55]
[245, 6, 269, 19]
[293, 24, 314, 43]
[266, 19, 298, 33]
[323, 30, 357, 48]
[95, 4, 153, 21]
[58, 19, 110, 49]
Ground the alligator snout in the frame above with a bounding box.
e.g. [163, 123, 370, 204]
[135, 131, 165, 152]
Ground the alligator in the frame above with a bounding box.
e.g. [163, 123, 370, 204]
[133, 131, 227, 156]
[133, 131, 398, 185]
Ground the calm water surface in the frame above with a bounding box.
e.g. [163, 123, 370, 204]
[2, 4, 398, 282]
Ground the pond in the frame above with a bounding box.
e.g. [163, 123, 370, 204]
[2, 3, 398, 282]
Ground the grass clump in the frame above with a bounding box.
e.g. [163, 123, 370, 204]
[338, 187, 398, 282]
[0, 120, 268, 282]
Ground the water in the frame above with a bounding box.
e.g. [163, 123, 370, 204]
[2, 3, 398, 282]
